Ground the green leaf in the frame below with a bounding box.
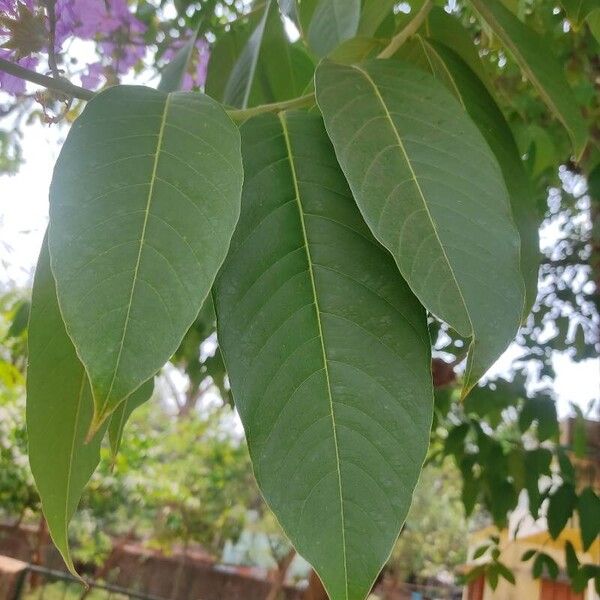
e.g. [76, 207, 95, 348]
[315, 59, 524, 395]
[473, 545, 490, 560]
[48, 85, 243, 429]
[222, 1, 272, 108]
[108, 378, 154, 458]
[445, 423, 470, 457]
[487, 564, 499, 590]
[521, 549, 537, 562]
[214, 111, 433, 600]
[328, 37, 385, 65]
[158, 28, 199, 92]
[27, 235, 106, 576]
[6, 299, 29, 338]
[424, 7, 491, 91]
[558, 448, 576, 483]
[205, 19, 254, 102]
[470, 0, 588, 158]
[565, 541, 580, 578]
[587, 9, 600, 44]
[462, 472, 479, 517]
[532, 553, 559, 580]
[397, 37, 540, 317]
[495, 562, 515, 585]
[547, 483, 577, 539]
[560, 0, 598, 26]
[518, 396, 558, 441]
[525, 448, 552, 517]
[578, 487, 600, 551]
[223, 1, 313, 109]
[307, 0, 361, 57]
[357, 0, 396, 37]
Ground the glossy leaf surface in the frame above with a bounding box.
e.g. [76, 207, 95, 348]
[215, 111, 433, 600]
[470, 0, 587, 158]
[48, 85, 243, 427]
[316, 59, 524, 394]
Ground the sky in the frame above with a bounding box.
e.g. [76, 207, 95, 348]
[0, 101, 598, 420]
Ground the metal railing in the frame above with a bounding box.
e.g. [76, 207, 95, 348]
[14, 564, 167, 600]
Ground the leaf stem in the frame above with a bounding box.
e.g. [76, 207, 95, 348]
[0, 57, 94, 100]
[226, 93, 316, 122]
[378, 0, 433, 59]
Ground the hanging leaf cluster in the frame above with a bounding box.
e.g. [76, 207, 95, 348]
[25, 1, 595, 598]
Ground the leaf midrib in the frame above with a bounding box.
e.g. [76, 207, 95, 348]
[348, 64, 473, 339]
[62, 371, 87, 573]
[101, 93, 172, 416]
[278, 112, 349, 599]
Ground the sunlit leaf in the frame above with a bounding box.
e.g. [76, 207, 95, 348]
[316, 59, 524, 395]
[48, 85, 243, 429]
[215, 111, 433, 600]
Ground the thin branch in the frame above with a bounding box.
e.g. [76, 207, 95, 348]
[0, 57, 94, 100]
[44, 0, 60, 78]
[227, 92, 315, 122]
[378, 0, 433, 59]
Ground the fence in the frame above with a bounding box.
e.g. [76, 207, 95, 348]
[12, 564, 166, 600]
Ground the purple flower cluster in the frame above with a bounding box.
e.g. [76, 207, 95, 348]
[1, 0, 148, 95]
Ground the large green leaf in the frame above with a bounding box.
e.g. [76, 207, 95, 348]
[396, 37, 540, 317]
[214, 111, 433, 600]
[307, 0, 361, 57]
[316, 59, 524, 395]
[27, 236, 154, 574]
[470, 0, 587, 158]
[27, 236, 99, 576]
[48, 85, 243, 429]
[223, 0, 313, 109]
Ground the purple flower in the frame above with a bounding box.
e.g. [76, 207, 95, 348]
[0, 50, 38, 94]
[80, 61, 103, 89]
